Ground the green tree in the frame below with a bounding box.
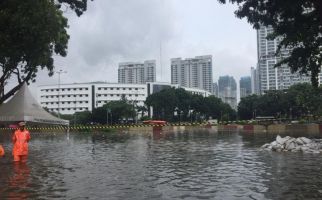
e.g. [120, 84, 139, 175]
[146, 88, 236, 122]
[238, 95, 259, 120]
[92, 101, 135, 124]
[0, 0, 91, 104]
[74, 111, 92, 125]
[136, 105, 148, 120]
[145, 88, 178, 121]
[237, 83, 322, 120]
[219, 0, 322, 87]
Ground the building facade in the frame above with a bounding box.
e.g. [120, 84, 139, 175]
[250, 67, 260, 94]
[240, 76, 252, 98]
[38, 82, 211, 115]
[218, 76, 237, 110]
[118, 60, 156, 84]
[257, 26, 310, 94]
[38, 82, 147, 115]
[171, 55, 213, 93]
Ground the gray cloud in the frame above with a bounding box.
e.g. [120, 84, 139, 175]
[30, 0, 257, 99]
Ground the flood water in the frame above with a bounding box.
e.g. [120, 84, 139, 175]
[1, 130, 322, 200]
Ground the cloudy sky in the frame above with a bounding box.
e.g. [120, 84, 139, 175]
[32, 0, 257, 97]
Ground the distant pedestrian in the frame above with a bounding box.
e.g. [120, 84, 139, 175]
[12, 122, 31, 162]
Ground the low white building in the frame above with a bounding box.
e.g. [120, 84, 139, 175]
[38, 82, 211, 115]
[38, 82, 147, 115]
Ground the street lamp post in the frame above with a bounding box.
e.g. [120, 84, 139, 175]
[56, 69, 67, 118]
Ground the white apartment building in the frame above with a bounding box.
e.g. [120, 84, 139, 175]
[38, 82, 147, 115]
[257, 26, 310, 94]
[38, 82, 211, 115]
[118, 60, 156, 84]
[171, 55, 213, 93]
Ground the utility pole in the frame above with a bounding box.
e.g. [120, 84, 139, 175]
[56, 69, 67, 118]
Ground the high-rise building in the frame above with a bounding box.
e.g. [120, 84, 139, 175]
[240, 76, 252, 98]
[251, 67, 260, 95]
[218, 76, 237, 110]
[171, 55, 213, 93]
[213, 82, 218, 97]
[257, 26, 310, 94]
[118, 60, 156, 84]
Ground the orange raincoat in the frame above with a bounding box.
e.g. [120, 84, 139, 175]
[12, 129, 31, 156]
[0, 144, 4, 157]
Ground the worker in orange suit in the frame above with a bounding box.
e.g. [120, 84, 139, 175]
[12, 122, 31, 162]
[0, 144, 4, 157]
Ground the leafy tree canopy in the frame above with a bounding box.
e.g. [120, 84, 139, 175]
[237, 83, 322, 120]
[219, 0, 322, 87]
[0, 0, 91, 104]
[145, 88, 236, 122]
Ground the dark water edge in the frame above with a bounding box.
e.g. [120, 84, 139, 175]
[1, 130, 322, 200]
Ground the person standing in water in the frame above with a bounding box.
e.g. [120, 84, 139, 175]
[12, 122, 31, 162]
[0, 144, 4, 157]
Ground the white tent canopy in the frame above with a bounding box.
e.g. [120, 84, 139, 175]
[0, 83, 69, 125]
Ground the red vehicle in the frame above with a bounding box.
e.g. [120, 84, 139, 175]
[143, 120, 167, 126]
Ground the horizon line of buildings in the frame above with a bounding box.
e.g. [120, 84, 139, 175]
[37, 25, 321, 114]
